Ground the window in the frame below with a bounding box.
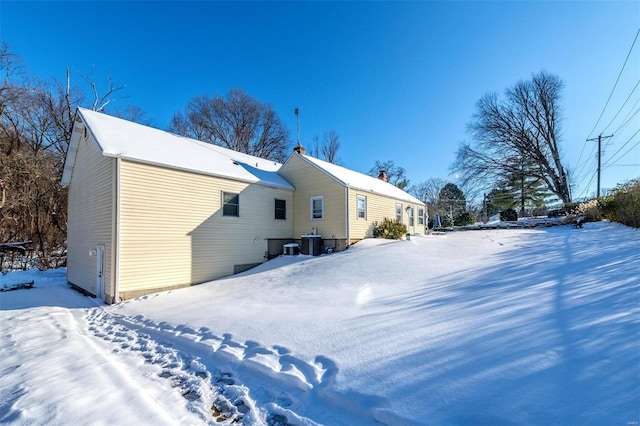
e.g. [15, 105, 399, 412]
[409, 206, 415, 227]
[223, 192, 239, 217]
[396, 203, 403, 223]
[310, 196, 324, 221]
[357, 195, 367, 220]
[275, 199, 286, 220]
[418, 207, 425, 225]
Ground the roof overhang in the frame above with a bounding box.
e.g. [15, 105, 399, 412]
[59, 111, 84, 187]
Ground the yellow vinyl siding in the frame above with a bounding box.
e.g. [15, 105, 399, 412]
[278, 155, 347, 239]
[349, 191, 396, 239]
[118, 160, 293, 293]
[66, 132, 114, 298]
[349, 191, 426, 238]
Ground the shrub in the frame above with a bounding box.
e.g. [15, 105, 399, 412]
[601, 178, 640, 228]
[575, 199, 602, 222]
[373, 218, 408, 239]
[455, 211, 476, 226]
[500, 208, 517, 221]
[563, 202, 580, 215]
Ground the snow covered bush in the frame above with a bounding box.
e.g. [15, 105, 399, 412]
[373, 218, 407, 239]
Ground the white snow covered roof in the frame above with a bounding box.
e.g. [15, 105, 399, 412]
[61, 108, 293, 190]
[298, 154, 424, 205]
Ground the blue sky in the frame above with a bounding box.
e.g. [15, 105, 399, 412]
[2, 1, 639, 200]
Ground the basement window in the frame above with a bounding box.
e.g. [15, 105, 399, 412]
[223, 192, 239, 217]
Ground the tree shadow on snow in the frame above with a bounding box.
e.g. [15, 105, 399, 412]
[351, 223, 639, 425]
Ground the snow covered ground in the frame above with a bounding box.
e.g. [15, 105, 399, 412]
[1, 222, 638, 425]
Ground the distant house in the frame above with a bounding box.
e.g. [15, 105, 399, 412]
[61, 108, 426, 303]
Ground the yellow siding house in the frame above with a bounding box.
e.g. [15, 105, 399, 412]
[61, 109, 426, 303]
[61, 108, 294, 303]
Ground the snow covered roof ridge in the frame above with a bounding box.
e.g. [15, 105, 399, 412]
[299, 154, 424, 205]
[71, 107, 293, 189]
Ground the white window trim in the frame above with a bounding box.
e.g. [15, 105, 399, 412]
[357, 195, 367, 220]
[222, 191, 240, 217]
[310, 195, 324, 221]
[396, 203, 403, 223]
[418, 207, 425, 225]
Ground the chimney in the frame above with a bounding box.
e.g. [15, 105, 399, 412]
[378, 170, 388, 182]
[294, 143, 306, 155]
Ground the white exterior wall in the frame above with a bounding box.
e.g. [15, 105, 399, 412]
[66, 131, 114, 299]
[117, 160, 293, 296]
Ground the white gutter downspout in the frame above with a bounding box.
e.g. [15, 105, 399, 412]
[345, 185, 350, 247]
[113, 156, 121, 303]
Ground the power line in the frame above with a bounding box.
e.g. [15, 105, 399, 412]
[586, 27, 640, 139]
[574, 84, 638, 177]
[602, 128, 640, 167]
[613, 102, 640, 134]
[602, 79, 640, 133]
[576, 169, 598, 200]
[572, 143, 598, 186]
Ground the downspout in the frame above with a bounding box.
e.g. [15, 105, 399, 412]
[345, 185, 350, 247]
[113, 156, 121, 303]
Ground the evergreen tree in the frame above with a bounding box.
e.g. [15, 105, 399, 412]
[438, 183, 466, 223]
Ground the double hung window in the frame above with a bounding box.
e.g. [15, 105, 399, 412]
[275, 199, 286, 220]
[223, 192, 239, 217]
[357, 195, 367, 220]
[311, 196, 324, 221]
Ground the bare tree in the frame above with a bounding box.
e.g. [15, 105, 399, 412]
[409, 177, 445, 218]
[79, 70, 128, 113]
[308, 130, 341, 164]
[169, 89, 291, 162]
[308, 135, 321, 158]
[453, 71, 571, 203]
[0, 44, 140, 268]
[320, 130, 340, 164]
[113, 105, 154, 126]
[409, 178, 445, 204]
[368, 160, 409, 189]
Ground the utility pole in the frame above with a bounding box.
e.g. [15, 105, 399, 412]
[586, 134, 613, 199]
